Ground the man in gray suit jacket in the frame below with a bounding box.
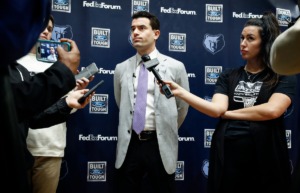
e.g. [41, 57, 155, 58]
[113, 11, 189, 193]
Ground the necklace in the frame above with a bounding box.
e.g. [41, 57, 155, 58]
[244, 68, 262, 82]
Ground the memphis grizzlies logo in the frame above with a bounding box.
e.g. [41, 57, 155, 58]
[284, 104, 294, 118]
[204, 96, 212, 102]
[51, 25, 73, 41]
[203, 34, 225, 55]
[290, 160, 294, 174]
[59, 159, 69, 180]
[202, 159, 209, 178]
[128, 30, 133, 47]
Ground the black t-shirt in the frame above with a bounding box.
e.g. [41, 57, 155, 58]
[214, 66, 297, 137]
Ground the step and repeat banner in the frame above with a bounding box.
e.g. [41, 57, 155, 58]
[51, 0, 300, 192]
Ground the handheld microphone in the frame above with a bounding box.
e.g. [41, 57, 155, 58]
[141, 55, 174, 99]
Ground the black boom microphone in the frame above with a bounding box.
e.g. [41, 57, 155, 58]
[141, 54, 174, 99]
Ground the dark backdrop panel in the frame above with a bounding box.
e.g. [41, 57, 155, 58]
[50, 0, 300, 192]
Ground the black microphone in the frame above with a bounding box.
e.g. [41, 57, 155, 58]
[141, 54, 174, 99]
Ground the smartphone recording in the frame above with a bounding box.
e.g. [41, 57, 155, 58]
[78, 80, 104, 104]
[36, 40, 70, 63]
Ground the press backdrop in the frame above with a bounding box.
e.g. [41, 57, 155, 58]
[50, 0, 300, 192]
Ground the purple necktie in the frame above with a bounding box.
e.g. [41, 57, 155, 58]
[132, 63, 148, 134]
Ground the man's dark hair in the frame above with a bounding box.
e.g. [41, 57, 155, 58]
[132, 11, 160, 30]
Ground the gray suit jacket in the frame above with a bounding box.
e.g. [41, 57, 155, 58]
[113, 52, 189, 174]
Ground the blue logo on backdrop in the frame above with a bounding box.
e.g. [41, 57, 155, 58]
[203, 34, 225, 55]
[54, 0, 68, 5]
[59, 159, 69, 180]
[51, 25, 73, 41]
[205, 66, 222, 85]
[134, 5, 147, 12]
[290, 160, 294, 174]
[202, 160, 209, 178]
[284, 104, 294, 118]
[204, 129, 214, 148]
[206, 4, 223, 22]
[128, 30, 133, 46]
[169, 33, 186, 52]
[278, 14, 290, 21]
[52, 0, 71, 13]
[91, 28, 110, 48]
[94, 35, 107, 41]
[276, 8, 291, 27]
[286, 130, 292, 149]
[171, 39, 183, 46]
[204, 96, 212, 102]
[93, 101, 106, 108]
[90, 94, 108, 114]
[132, 0, 149, 15]
[206, 73, 219, 79]
[175, 161, 184, 180]
[87, 161, 106, 182]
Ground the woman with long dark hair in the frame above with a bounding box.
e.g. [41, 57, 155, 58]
[160, 11, 297, 193]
